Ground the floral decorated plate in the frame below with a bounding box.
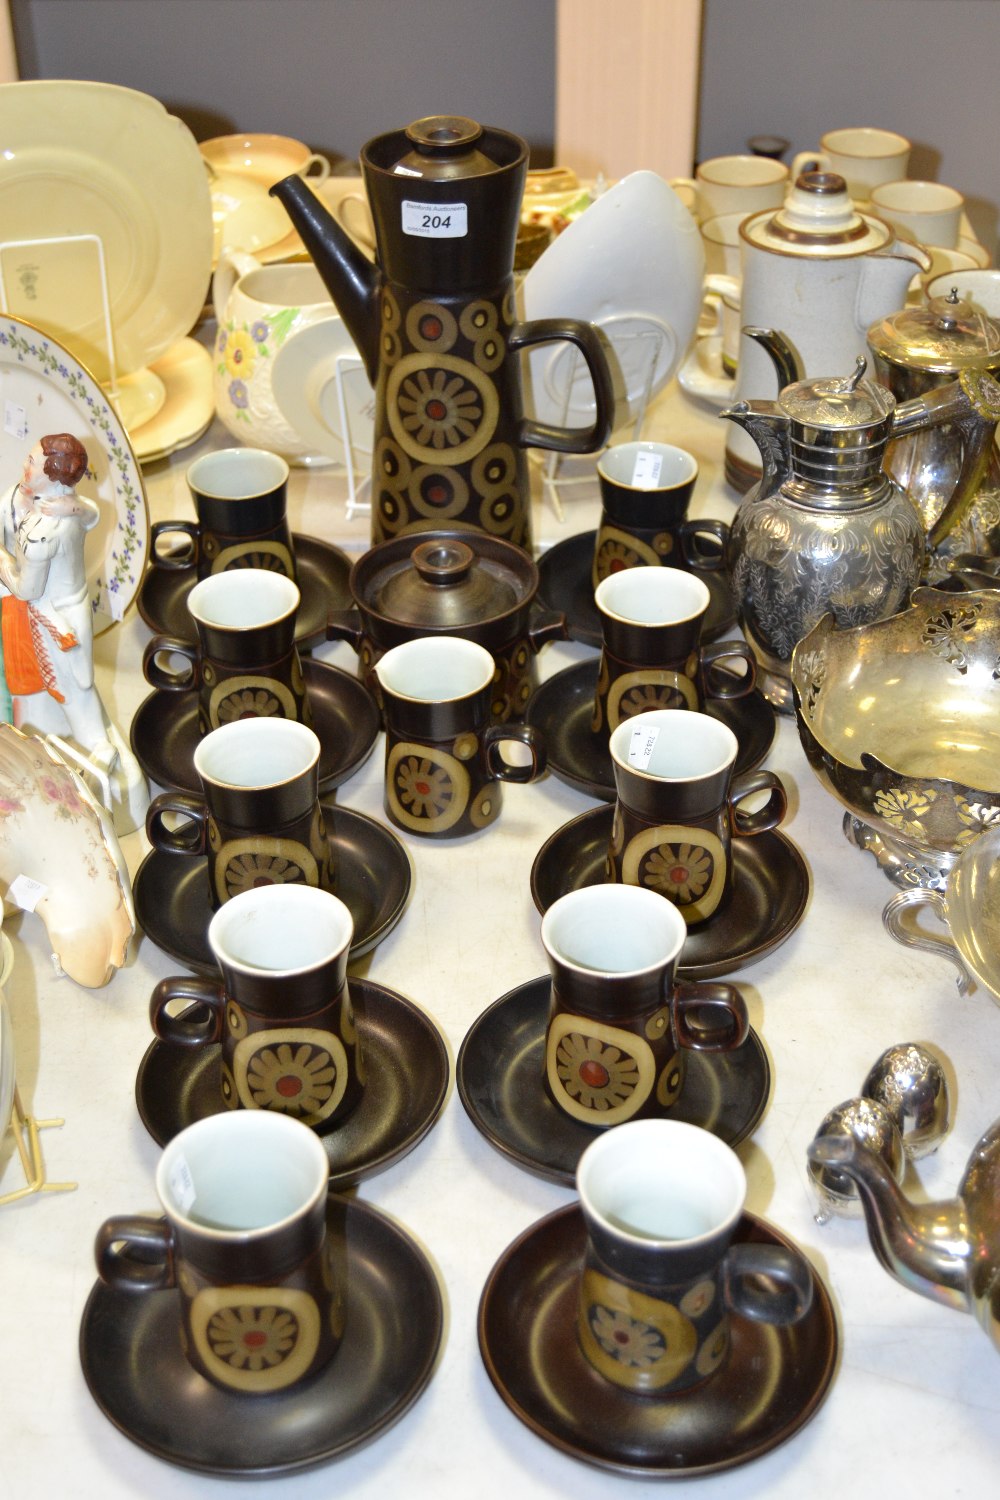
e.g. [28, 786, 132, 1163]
[0, 316, 149, 631]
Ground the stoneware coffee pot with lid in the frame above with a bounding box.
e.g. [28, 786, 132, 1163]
[724, 170, 929, 491]
[271, 114, 615, 550]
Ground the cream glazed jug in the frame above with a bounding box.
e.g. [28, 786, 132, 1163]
[724, 171, 929, 491]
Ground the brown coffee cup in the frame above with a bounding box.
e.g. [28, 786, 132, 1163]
[593, 441, 729, 587]
[150, 447, 296, 580]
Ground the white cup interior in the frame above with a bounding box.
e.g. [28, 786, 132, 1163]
[209, 885, 352, 973]
[375, 635, 494, 701]
[697, 154, 787, 188]
[596, 566, 709, 626]
[598, 441, 697, 491]
[156, 1111, 328, 1233]
[609, 708, 738, 781]
[187, 569, 299, 629]
[195, 718, 319, 789]
[871, 180, 963, 215]
[240, 263, 331, 310]
[187, 446, 290, 499]
[578, 1118, 746, 1242]
[821, 126, 909, 160]
[541, 882, 686, 974]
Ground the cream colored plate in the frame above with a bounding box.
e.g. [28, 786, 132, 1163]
[271, 317, 374, 464]
[105, 366, 167, 433]
[210, 173, 293, 263]
[0, 314, 149, 632]
[0, 81, 212, 381]
[131, 339, 214, 465]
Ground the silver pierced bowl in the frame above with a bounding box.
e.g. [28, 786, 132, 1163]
[791, 587, 1000, 887]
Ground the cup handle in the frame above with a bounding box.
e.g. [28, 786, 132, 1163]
[95, 1215, 176, 1292]
[671, 979, 749, 1052]
[150, 976, 227, 1046]
[729, 769, 787, 836]
[526, 607, 568, 652]
[699, 639, 756, 700]
[724, 1242, 813, 1325]
[142, 636, 200, 692]
[481, 723, 548, 783]
[146, 792, 210, 855]
[882, 889, 971, 994]
[300, 151, 331, 184]
[150, 519, 200, 571]
[791, 150, 828, 180]
[677, 518, 729, 572]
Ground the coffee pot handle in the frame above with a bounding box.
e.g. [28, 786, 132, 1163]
[892, 371, 1000, 550]
[509, 317, 615, 456]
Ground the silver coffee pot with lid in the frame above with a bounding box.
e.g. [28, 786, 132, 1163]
[723, 327, 1000, 711]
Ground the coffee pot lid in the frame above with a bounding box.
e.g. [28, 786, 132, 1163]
[778, 357, 896, 431]
[389, 116, 505, 180]
[867, 289, 1000, 373]
[742, 171, 893, 257]
[371, 537, 522, 626]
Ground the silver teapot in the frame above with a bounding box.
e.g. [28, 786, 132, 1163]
[723, 328, 1000, 711]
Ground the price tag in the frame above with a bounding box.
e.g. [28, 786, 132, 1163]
[628, 723, 660, 770]
[401, 199, 468, 239]
[8, 873, 47, 912]
[392, 163, 423, 177]
[169, 1154, 197, 1214]
[631, 450, 663, 488]
[4, 400, 27, 441]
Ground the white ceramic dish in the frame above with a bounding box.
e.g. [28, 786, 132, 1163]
[677, 334, 735, 409]
[0, 315, 149, 631]
[271, 317, 374, 465]
[0, 81, 212, 381]
[520, 171, 704, 431]
[130, 338, 214, 465]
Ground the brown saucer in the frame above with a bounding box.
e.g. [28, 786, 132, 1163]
[136, 532, 352, 651]
[530, 805, 809, 978]
[130, 658, 379, 794]
[457, 976, 769, 1185]
[536, 529, 736, 647]
[134, 804, 411, 974]
[478, 1203, 836, 1477]
[526, 657, 775, 801]
[136, 980, 449, 1189]
[81, 1196, 442, 1477]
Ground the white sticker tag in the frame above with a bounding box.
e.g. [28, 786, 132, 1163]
[632, 450, 663, 488]
[401, 199, 468, 239]
[96, 581, 126, 624]
[4, 400, 28, 440]
[628, 724, 660, 769]
[8, 873, 47, 912]
[169, 1154, 197, 1214]
[392, 163, 423, 177]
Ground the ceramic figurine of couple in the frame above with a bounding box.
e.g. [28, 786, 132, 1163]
[0, 433, 147, 831]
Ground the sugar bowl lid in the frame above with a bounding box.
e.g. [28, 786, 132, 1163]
[742, 171, 894, 257]
[867, 289, 1000, 373]
[359, 532, 527, 629]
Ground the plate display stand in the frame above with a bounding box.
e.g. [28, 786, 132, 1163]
[538, 317, 671, 519]
[334, 349, 374, 520]
[0, 232, 122, 397]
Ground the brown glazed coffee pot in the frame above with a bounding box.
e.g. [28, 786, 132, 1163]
[271, 114, 615, 551]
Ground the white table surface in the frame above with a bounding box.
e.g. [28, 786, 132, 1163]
[2, 369, 999, 1498]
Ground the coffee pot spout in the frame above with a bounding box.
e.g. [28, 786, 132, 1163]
[269, 174, 381, 383]
[719, 399, 791, 498]
[807, 1134, 972, 1315]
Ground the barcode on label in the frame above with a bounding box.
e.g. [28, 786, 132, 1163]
[401, 199, 468, 239]
[632, 451, 663, 488]
[628, 724, 660, 769]
[169, 1154, 196, 1213]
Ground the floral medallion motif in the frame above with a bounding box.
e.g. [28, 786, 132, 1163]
[386, 742, 470, 834]
[189, 1285, 322, 1393]
[387, 352, 498, 466]
[215, 838, 319, 904]
[607, 669, 697, 728]
[577, 1268, 698, 1391]
[546, 1013, 655, 1126]
[621, 824, 727, 923]
[208, 675, 299, 730]
[592, 526, 663, 586]
[233, 1028, 349, 1124]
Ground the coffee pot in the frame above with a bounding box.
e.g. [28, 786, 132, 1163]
[271, 115, 615, 551]
[808, 1116, 1000, 1356]
[724, 171, 928, 491]
[722, 328, 1000, 710]
[867, 290, 1000, 565]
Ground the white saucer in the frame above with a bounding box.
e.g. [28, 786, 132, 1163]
[677, 335, 735, 409]
[271, 316, 375, 465]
